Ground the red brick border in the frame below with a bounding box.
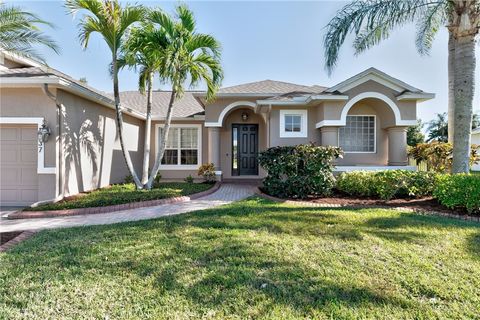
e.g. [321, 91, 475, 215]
[8, 182, 221, 220]
[255, 189, 480, 223]
[0, 230, 37, 252]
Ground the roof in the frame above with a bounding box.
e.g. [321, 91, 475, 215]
[216, 79, 326, 95]
[119, 91, 204, 118]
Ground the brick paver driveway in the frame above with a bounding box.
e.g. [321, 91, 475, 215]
[0, 183, 256, 232]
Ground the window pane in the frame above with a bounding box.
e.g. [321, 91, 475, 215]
[339, 116, 375, 152]
[181, 150, 198, 165]
[159, 128, 179, 148]
[284, 114, 302, 132]
[232, 127, 238, 169]
[161, 149, 178, 164]
[181, 128, 197, 148]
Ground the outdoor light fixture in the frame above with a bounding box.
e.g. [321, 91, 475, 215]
[37, 120, 51, 144]
[241, 112, 249, 121]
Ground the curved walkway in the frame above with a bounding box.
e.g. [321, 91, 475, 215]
[0, 184, 256, 233]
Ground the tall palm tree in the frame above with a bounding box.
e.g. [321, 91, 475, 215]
[324, 0, 479, 173]
[119, 23, 167, 186]
[0, 1, 59, 61]
[65, 0, 145, 188]
[146, 5, 223, 189]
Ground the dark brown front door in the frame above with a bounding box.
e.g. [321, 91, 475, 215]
[232, 124, 258, 176]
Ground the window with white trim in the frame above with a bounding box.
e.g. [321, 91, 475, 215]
[339, 115, 375, 152]
[280, 109, 307, 138]
[158, 126, 200, 166]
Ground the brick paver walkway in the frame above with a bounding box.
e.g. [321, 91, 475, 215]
[0, 183, 256, 233]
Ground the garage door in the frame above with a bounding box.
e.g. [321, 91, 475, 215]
[0, 125, 38, 206]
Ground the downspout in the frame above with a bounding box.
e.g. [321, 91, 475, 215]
[42, 83, 64, 200]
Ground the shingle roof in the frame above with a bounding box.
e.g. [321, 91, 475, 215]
[119, 91, 204, 118]
[218, 79, 326, 95]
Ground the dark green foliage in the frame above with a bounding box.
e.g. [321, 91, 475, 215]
[259, 144, 342, 198]
[26, 183, 213, 211]
[184, 175, 194, 184]
[407, 119, 425, 146]
[426, 112, 448, 142]
[336, 170, 437, 200]
[434, 174, 480, 214]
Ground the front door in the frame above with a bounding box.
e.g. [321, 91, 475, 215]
[232, 124, 258, 176]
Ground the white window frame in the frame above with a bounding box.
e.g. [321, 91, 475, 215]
[279, 109, 308, 138]
[338, 115, 376, 154]
[155, 123, 202, 170]
[0, 117, 56, 174]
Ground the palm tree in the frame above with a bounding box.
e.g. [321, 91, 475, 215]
[0, 1, 59, 61]
[65, 0, 145, 188]
[427, 113, 449, 142]
[146, 5, 223, 189]
[119, 23, 167, 186]
[324, 0, 479, 173]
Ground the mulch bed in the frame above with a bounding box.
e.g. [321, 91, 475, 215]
[1, 231, 22, 245]
[257, 189, 479, 221]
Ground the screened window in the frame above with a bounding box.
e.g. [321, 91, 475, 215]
[339, 116, 375, 152]
[159, 127, 199, 165]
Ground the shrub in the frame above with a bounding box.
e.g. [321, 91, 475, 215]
[258, 144, 342, 199]
[433, 174, 480, 214]
[198, 163, 216, 183]
[152, 173, 162, 188]
[184, 175, 194, 184]
[124, 174, 134, 184]
[408, 142, 479, 173]
[336, 170, 437, 200]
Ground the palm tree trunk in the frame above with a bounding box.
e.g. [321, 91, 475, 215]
[452, 34, 475, 173]
[447, 32, 455, 143]
[141, 72, 153, 186]
[146, 89, 176, 189]
[112, 58, 142, 187]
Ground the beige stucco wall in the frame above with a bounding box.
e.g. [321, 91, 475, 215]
[204, 97, 257, 124]
[150, 120, 207, 180]
[269, 106, 320, 147]
[57, 89, 144, 196]
[0, 87, 58, 201]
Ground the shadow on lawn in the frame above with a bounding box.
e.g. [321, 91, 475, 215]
[3, 198, 479, 317]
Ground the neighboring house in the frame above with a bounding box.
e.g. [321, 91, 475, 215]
[472, 128, 480, 171]
[0, 51, 434, 206]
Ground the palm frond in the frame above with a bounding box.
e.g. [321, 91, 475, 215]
[175, 4, 195, 33]
[415, 1, 447, 55]
[324, 0, 444, 74]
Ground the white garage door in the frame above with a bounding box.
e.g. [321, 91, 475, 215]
[0, 125, 38, 206]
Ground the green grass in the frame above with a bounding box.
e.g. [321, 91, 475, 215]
[2, 198, 479, 319]
[26, 182, 213, 211]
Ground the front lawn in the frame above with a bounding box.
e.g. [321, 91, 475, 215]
[1, 198, 479, 319]
[26, 182, 214, 211]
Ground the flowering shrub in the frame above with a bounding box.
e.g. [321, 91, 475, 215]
[197, 163, 216, 183]
[258, 144, 342, 198]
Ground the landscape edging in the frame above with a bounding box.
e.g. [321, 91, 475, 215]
[8, 182, 221, 220]
[0, 230, 37, 252]
[255, 189, 480, 223]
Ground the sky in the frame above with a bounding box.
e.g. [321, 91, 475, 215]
[10, 0, 480, 124]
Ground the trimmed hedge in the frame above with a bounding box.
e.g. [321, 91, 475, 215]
[336, 170, 437, 200]
[259, 144, 342, 198]
[434, 174, 480, 214]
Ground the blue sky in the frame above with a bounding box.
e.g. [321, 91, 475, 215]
[13, 0, 480, 123]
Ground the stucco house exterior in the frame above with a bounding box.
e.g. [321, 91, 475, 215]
[0, 51, 434, 206]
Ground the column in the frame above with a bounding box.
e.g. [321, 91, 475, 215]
[208, 127, 222, 179]
[320, 127, 339, 146]
[387, 127, 408, 166]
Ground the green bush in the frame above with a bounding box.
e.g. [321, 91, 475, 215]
[184, 175, 194, 184]
[336, 170, 437, 200]
[433, 174, 480, 214]
[258, 144, 342, 199]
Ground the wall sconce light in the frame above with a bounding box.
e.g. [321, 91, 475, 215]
[37, 120, 51, 144]
[241, 112, 249, 121]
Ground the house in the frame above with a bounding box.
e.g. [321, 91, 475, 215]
[0, 51, 434, 206]
[472, 128, 480, 171]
